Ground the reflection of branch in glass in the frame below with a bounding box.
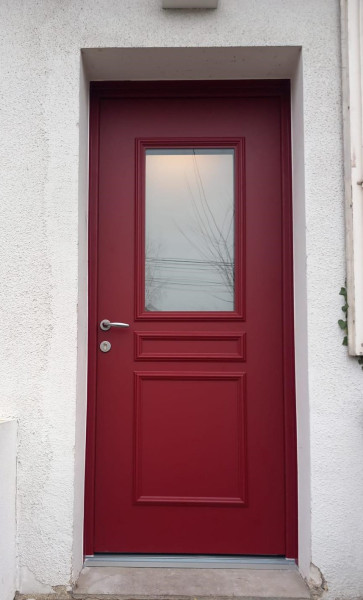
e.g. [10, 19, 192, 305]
[176, 151, 234, 304]
[145, 238, 165, 310]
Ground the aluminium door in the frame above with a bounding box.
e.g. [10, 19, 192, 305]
[85, 81, 297, 556]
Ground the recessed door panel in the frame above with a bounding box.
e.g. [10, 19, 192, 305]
[134, 331, 246, 361]
[134, 372, 246, 506]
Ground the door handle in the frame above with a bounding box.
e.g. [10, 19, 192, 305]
[100, 319, 130, 331]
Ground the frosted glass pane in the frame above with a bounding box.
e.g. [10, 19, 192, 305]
[145, 149, 235, 312]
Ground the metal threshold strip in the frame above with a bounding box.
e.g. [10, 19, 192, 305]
[84, 554, 297, 569]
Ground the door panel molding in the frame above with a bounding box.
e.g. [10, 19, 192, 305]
[135, 137, 245, 321]
[133, 371, 246, 507]
[134, 331, 246, 361]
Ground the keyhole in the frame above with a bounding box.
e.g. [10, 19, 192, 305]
[100, 341, 111, 353]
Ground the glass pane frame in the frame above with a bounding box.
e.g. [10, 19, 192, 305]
[136, 138, 245, 321]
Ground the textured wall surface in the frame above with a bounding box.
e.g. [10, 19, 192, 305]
[0, 0, 362, 598]
[0, 420, 17, 600]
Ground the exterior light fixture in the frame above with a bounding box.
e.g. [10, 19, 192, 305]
[162, 0, 218, 8]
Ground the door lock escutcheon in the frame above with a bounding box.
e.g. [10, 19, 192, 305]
[100, 340, 111, 353]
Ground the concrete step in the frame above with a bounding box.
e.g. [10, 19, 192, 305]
[72, 566, 311, 600]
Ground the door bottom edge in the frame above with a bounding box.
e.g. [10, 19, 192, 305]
[84, 554, 297, 569]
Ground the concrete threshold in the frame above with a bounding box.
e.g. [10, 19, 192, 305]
[73, 565, 310, 600]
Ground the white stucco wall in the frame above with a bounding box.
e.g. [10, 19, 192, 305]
[0, 419, 17, 600]
[0, 0, 362, 598]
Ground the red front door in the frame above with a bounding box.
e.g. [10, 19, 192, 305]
[85, 81, 297, 557]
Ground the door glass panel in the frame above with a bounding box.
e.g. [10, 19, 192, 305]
[145, 148, 235, 312]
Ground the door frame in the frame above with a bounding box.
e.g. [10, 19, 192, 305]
[84, 79, 298, 560]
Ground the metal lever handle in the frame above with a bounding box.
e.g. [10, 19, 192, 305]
[100, 319, 129, 331]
